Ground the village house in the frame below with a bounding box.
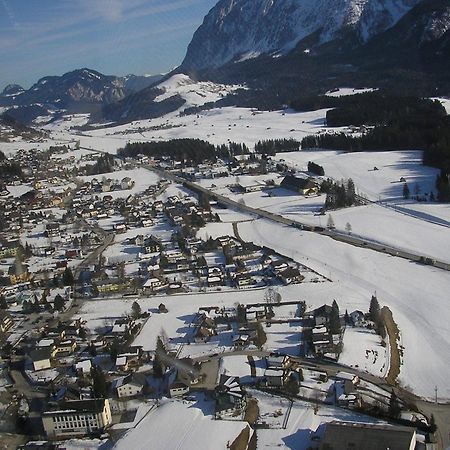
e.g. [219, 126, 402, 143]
[312, 326, 332, 355]
[215, 375, 247, 418]
[42, 398, 112, 439]
[114, 373, 147, 399]
[280, 175, 319, 195]
[319, 421, 416, 450]
[169, 382, 190, 398]
[121, 177, 134, 190]
[278, 267, 304, 285]
[0, 310, 14, 333]
[29, 348, 52, 371]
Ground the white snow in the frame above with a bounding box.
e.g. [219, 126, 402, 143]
[113, 398, 248, 450]
[237, 218, 450, 400]
[339, 327, 389, 377]
[325, 87, 378, 97]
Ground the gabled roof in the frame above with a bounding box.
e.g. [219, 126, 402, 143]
[320, 421, 416, 450]
[281, 175, 318, 191]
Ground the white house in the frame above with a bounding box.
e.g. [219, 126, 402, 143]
[42, 398, 112, 438]
[30, 348, 52, 371]
[114, 373, 147, 399]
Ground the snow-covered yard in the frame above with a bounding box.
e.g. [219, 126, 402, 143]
[339, 327, 389, 377]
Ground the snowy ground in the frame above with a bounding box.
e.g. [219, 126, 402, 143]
[339, 327, 389, 378]
[237, 218, 450, 400]
[276, 150, 439, 202]
[37, 105, 347, 154]
[254, 391, 385, 449]
[80, 168, 160, 200]
[113, 396, 248, 450]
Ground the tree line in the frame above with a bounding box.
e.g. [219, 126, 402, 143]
[297, 92, 450, 200]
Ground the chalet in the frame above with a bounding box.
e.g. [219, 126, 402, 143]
[319, 421, 416, 450]
[207, 275, 223, 287]
[114, 373, 147, 399]
[215, 375, 247, 418]
[42, 398, 112, 439]
[235, 274, 256, 288]
[143, 236, 161, 254]
[236, 180, 265, 193]
[264, 367, 289, 387]
[266, 355, 294, 371]
[169, 382, 190, 398]
[335, 380, 361, 408]
[75, 360, 92, 376]
[102, 179, 113, 192]
[280, 175, 319, 195]
[278, 267, 304, 285]
[113, 223, 127, 233]
[0, 311, 14, 333]
[29, 348, 52, 371]
[176, 358, 201, 385]
[335, 371, 360, 385]
[232, 328, 257, 349]
[350, 310, 365, 327]
[53, 339, 77, 357]
[45, 223, 60, 238]
[121, 177, 134, 190]
[143, 277, 167, 293]
[312, 326, 332, 355]
[313, 305, 332, 327]
[270, 260, 288, 274]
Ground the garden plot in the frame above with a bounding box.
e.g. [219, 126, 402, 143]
[339, 327, 389, 378]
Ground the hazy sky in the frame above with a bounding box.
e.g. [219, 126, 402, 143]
[0, 0, 217, 90]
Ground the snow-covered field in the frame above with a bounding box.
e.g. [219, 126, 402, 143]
[39, 106, 343, 154]
[325, 87, 378, 97]
[237, 218, 450, 400]
[339, 327, 389, 377]
[276, 150, 439, 202]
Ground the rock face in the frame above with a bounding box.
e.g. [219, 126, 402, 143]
[181, 0, 422, 71]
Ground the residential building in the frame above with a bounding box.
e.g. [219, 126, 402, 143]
[29, 348, 52, 371]
[280, 175, 319, 195]
[114, 373, 147, 399]
[169, 382, 190, 398]
[42, 399, 112, 439]
[0, 311, 14, 333]
[319, 421, 416, 450]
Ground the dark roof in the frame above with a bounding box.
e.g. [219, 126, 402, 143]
[29, 348, 52, 361]
[0, 310, 12, 321]
[320, 421, 416, 450]
[279, 267, 303, 278]
[314, 304, 332, 317]
[44, 399, 107, 415]
[281, 175, 318, 191]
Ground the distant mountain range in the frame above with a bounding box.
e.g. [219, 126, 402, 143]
[2, 0, 450, 125]
[0, 69, 162, 124]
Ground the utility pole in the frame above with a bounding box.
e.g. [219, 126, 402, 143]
[435, 386, 438, 404]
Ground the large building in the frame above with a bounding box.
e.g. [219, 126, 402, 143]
[42, 399, 112, 439]
[320, 421, 417, 450]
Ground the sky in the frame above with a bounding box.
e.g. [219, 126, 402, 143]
[0, 0, 217, 90]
